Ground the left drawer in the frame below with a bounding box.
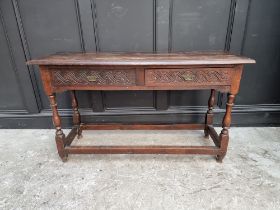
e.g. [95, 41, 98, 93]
[51, 68, 136, 86]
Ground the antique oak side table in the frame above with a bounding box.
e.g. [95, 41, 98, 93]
[27, 52, 255, 162]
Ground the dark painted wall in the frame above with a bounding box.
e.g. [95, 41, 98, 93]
[0, 0, 279, 128]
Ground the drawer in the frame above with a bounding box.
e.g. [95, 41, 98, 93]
[51, 69, 136, 86]
[145, 68, 232, 86]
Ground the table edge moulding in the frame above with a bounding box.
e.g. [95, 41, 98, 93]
[27, 52, 255, 162]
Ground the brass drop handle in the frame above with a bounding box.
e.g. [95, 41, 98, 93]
[182, 73, 195, 81]
[87, 75, 97, 82]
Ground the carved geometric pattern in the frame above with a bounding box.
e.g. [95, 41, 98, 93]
[145, 69, 231, 85]
[52, 70, 136, 86]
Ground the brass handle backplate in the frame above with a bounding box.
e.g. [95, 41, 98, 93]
[182, 73, 195, 81]
[87, 75, 97, 82]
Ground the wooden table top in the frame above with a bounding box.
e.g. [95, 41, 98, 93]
[27, 52, 255, 66]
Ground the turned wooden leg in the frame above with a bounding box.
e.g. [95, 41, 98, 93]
[204, 89, 215, 138]
[49, 94, 68, 161]
[70, 90, 82, 139]
[216, 93, 235, 163]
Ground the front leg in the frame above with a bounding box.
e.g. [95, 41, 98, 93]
[216, 93, 235, 162]
[49, 94, 68, 161]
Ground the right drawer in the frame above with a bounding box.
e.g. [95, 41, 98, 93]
[145, 68, 232, 86]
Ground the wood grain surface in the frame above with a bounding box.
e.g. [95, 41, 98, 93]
[27, 52, 255, 66]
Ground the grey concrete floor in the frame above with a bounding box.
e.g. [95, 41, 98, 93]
[0, 128, 280, 210]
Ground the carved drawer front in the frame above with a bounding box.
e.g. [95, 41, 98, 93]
[52, 69, 136, 86]
[145, 68, 232, 86]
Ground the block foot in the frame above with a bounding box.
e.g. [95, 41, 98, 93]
[216, 154, 225, 163]
[60, 153, 68, 162]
